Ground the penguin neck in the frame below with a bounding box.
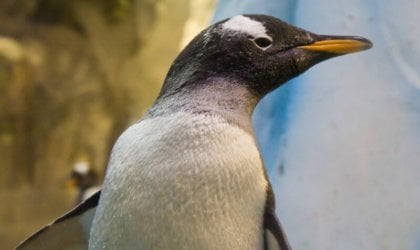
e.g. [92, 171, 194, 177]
[146, 77, 258, 134]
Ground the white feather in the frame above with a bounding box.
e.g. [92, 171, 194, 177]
[222, 15, 270, 39]
[74, 162, 90, 175]
[89, 111, 268, 250]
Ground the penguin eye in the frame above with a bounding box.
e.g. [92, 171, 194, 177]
[252, 37, 272, 49]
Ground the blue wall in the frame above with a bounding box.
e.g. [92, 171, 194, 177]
[213, 1, 420, 249]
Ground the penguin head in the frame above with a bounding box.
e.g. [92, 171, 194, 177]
[67, 162, 99, 191]
[159, 14, 371, 99]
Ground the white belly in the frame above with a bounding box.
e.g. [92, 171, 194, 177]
[89, 112, 268, 250]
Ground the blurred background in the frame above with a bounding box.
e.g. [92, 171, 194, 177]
[0, 0, 215, 248]
[1, 0, 420, 249]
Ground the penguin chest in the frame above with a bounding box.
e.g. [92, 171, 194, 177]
[90, 113, 268, 249]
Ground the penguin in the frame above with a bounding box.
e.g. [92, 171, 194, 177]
[16, 14, 371, 250]
[67, 162, 101, 204]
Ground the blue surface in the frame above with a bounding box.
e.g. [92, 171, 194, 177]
[213, 1, 420, 249]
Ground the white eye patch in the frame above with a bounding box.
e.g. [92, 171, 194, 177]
[74, 162, 90, 174]
[222, 15, 271, 40]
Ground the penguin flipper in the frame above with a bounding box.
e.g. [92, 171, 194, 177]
[16, 190, 101, 250]
[263, 208, 292, 250]
[263, 185, 291, 250]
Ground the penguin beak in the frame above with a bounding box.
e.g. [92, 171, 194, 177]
[298, 35, 372, 55]
[290, 35, 372, 74]
[66, 179, 77, 189]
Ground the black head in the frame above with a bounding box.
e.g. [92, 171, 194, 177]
[158, 14, 372, 102]
[67, 162, 99, 191]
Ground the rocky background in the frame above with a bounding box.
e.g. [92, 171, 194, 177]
[0, 0, 215, 248]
